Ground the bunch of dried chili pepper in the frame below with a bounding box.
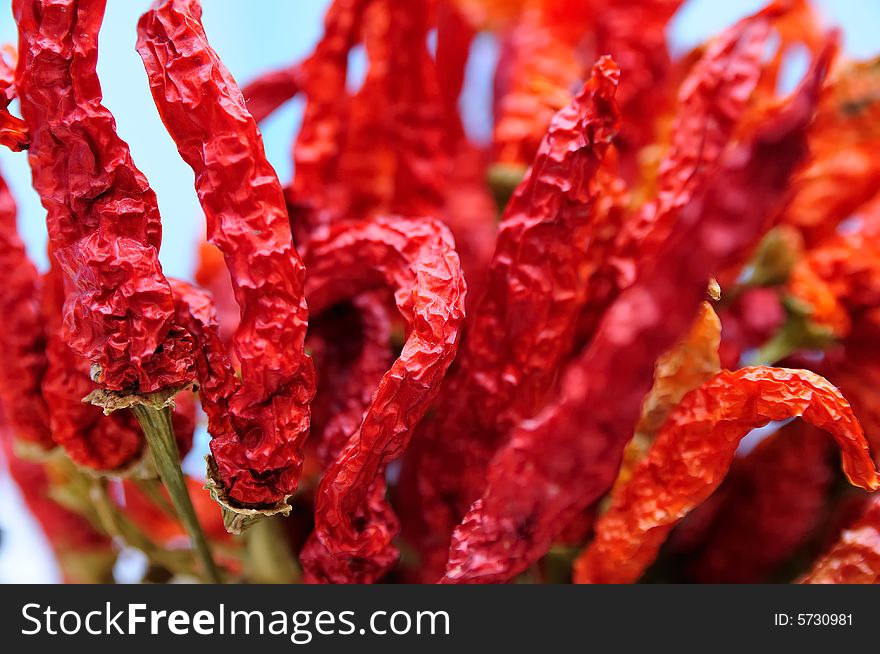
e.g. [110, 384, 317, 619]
[0, 0, 879, 587]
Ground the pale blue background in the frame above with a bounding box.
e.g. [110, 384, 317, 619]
[0, 0, 877, 582]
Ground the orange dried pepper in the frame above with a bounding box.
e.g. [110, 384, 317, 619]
[574, 367, 880, 584]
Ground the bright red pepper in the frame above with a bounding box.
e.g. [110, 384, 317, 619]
[401, 58, 621, 581]
[14, 0, 196, 395]
[137, 0, 317, 512]
[300, 216, 466, 583]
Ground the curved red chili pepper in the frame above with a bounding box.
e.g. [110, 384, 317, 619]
[401, 57, 621, 581]
[14, 0, 195, 394]
[137, 0, 316, 510]
[441, 45, 833, 584]
[575, 367, 880, 584]
[611, 3, 782, 289]
[299, 216, 466, 584]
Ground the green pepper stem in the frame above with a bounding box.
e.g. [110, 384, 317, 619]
[132, 404, 222, 584]
[245, 516, 301, 583]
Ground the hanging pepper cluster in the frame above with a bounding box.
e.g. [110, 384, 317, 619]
[1, 0, 880, 585]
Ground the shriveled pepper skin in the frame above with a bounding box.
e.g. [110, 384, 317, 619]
[783, 56, 880, 245]
[292, 0, 367, 225]
[491, 3, 584, 167]
[611, 4, 778, 288]
[441, 47, 832, 584]
[801, 495, 880, 584]
[39, 265, 143, 472]
[0, 169, 51, 450]
[300, 217, 466, 584]
[400, 58, 620, 580]
[14, 0, 194, 394]
[575, 367, 880, 584]
[137, 0, 316, 508]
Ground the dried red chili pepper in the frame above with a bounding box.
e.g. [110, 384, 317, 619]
[0, 47, 28, 151]
[14, 0, 195, 395]
[336, 0, 446, 221]
[39, 265, 143, 472]
[241, 62, 303, 125]
[137, 0, 316, 516]
[491, 3, 584, 167]
[800, 494, 880, 584]
[0, 168, 51, 451]
[291, 0, 367, 226]
[441, 47, 833, 584]
[611, 4, 780, 289]
[575, 367, 880, 584]
[783, 55, 880, 245]
[299, 216, 466, 583]
[593, 0, 684, 164]
[401, 58, 621, 580]
[437, 0, 475, 143]
[685, 421, 833, 583]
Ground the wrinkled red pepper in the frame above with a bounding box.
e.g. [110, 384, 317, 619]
[137, 0, 316, 511]
[575, 367, 880, 584]
[593, 0, 685, 163]
[14, 0, 196, 395]
[300, 216, 466, 583]
[611, 4, 781, 289]
[401, 57, 621, 581]
[291, 0, 368, 227]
